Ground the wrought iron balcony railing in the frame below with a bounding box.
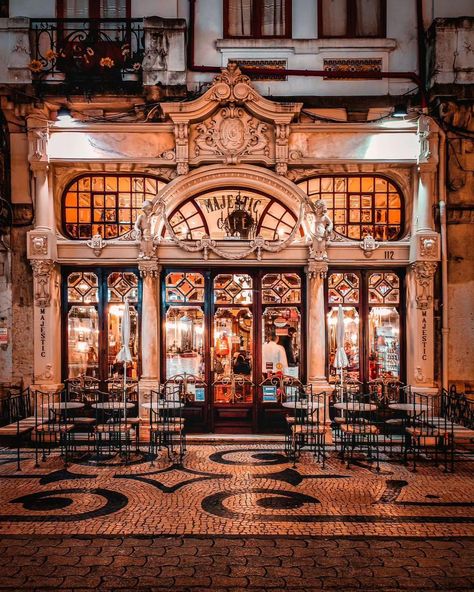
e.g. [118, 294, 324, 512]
[29, 18, 145, 85]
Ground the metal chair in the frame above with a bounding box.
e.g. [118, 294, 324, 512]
[404, 390, 454, 472]
[339, 392, 380, 471]
[33, 389, 73, 467]
[148, 379, 186, 463]
[93, 390, 132, 462]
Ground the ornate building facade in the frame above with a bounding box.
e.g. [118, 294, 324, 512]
[0, 0, 472, 431]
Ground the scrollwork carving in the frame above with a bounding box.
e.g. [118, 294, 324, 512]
[411, 261, 437, 310]
[31, 259, 55, 307]
[194, 106, 269, 164]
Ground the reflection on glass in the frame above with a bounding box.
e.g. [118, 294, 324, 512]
[67, 306, 99, 378]
[368, 307, 400, 380]
[214, 274, 252, 304]
[327, 306, 360, 381]
[165, 306, 204, 379]
[262, 307, 301, 378]
[213, 307, 253, 403]
[107, 304, 139, 379]
[107, 271, 139, 303]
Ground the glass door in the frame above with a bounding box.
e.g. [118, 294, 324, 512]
[212, 273, 255, 432]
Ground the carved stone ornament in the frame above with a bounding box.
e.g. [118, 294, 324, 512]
[305, 198, 333, 261]
[86, 234, 106, 257]
[138, 260, 160, 278]
[29, 128, 49, 162]
[31, 259, 55, 307]
[417, 114, 432, 164]
[30, 234, 48, 257]
[194, 107, 270, 164]
[414, 366, 426, 384]
[134, 200, 156, 259]
[306, 260, 328, 279]
[359, 235, 380, 258]
[208, 62, 257, 104]
[35, 363, 55, 383]
[411, 261, 437, 310]
[419, 235, 438, 259]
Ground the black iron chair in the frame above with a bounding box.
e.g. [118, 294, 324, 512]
[404, 390, 454, 472]
[339, 392, 380, 471]
[93, 390, 132, 462]
[148, 378, 186, 463]
[33, 389, 73, 467]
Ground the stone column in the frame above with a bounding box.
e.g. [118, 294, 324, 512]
[415, 163, 437, 234]
[138, 260, 161, 423]
[305, 261, 331, 391]
[406, 261, 438, 395]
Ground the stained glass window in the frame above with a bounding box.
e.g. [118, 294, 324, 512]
[67, 271, 99, 303]
[368, 272, 400, 304]
[214, 274, 253, 304]
[262, 273, 301, 304]
[298, 175, 403, 241]
[62, 174, 166, 240]
[107, 271, 139, 302]
[165, 272, 205, 303]
[328, 272, 360, 304]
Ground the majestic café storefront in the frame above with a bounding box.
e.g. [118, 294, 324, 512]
[27, 66, 442, 433]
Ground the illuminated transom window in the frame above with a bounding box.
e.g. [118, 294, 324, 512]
[165, 272, 205, 303]
[163, 191, 300, 241]
[262, 273, 301, 304]
[62, 174, 166, 240]
[67, 271, 99, 303]
[328, 272, 360, 304]
[368, 272, 400, 304]
[298, 175, 404, 241]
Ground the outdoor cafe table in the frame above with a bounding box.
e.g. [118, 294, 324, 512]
[141, 401, 184, 410]
[91, 402, 135, 410]
[41, 402, 85, 410]
[282, 401, 324, 410]
[333, 402, 377, 412]
[388, 403, 429, 414]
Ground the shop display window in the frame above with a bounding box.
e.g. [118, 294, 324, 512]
[368, 307, 400, 381]
[262, 307, 301, 378]
[67, 305, 99, 379]
[327, 306, 360, 382]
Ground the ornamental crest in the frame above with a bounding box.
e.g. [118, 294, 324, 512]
[193, 107, 270, 164]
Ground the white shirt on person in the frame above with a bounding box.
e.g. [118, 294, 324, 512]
[262, 340, 288, 374]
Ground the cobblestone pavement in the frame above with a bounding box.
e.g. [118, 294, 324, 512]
[0, 445, 472, 590]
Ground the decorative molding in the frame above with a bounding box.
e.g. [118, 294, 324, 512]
[323, 58, 382, 79]
[86, 234, 106, 257]
[419, 235, 439, 259]
[194, 106, 270, 164]
[410, 261, 438, 310]
[359, 235, 380, 258]
[31, 259, 55, 307]
[29, 127, 49, 163]
[138, 260, 161, 278]
[306, 260, 328, 279]
[29, 234, 48, 257]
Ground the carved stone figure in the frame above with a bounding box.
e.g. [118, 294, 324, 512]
[411, 261, 437, 310]
[142, 30, 169, 72]
[418, 114, 432, 163]
[307, 199, 333, 261]
[31, 260, 54, 307]
[134, 200, 155, 259]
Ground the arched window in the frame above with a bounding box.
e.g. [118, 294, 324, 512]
[298, 175, 404, 241]
[62, 174, 166, 240]
[163, 191, 301, 241]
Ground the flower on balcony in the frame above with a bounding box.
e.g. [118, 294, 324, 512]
[28, 60, 44, 73]
[45, 49, 58, 61]
[86, 47, 95, 56]
[132, 62, 141, 71]
[99, 57, 115, 68]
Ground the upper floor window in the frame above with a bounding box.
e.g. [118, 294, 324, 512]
[57, 0, 130, 18]
[224, 0, 291, 38]
[62, 174, 166, 240]
[298, 175, 404, 241]
[319, 0, 386, 38]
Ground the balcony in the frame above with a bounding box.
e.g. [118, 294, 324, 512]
[29, 18, 145, 92]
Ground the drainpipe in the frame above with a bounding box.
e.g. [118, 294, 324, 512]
[437, 125, 449, 391]
[187, 0, 427, 108]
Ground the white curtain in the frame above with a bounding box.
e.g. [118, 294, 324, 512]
[321, 0, 347, 37]
[227, 0, 253, 36]
[262, 0, 287, 36]
[100, 0, 127, 18]
[355, 0, 382, 37]
[63, 0, 89, 18]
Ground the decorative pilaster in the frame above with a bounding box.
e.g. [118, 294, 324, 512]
[305, 261, 330, 390]
[174, 122, 189, 176]
[275, 123, 290, 176]
[406, 261, 438, 392]
[30, 259, 62, 389]
[138, 261, 161, 419]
